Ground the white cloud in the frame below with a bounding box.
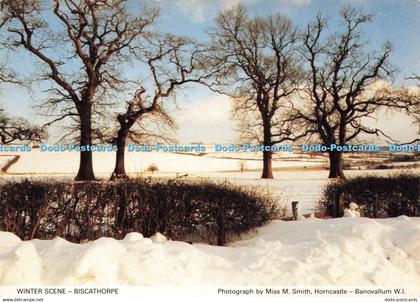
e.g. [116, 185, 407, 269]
[278, 0, 311, 6]
[218, 0, 311, 9]
[175, 0, 206, 23]
[174, 0, 312, 23]
[175, 95, 237, 144]
[217, 0, 252, 9]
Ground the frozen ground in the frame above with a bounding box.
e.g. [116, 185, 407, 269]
[1, 150, 418, 215]
[0, 217, 419, 288]
[4, 149, 324, 175]
[1, 151, 419, 289]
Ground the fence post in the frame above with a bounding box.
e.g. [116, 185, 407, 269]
[292, 201, 299, 220]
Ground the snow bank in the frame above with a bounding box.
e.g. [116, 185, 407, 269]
[343, 202, 361, 217]
[0, 217, 419, 287]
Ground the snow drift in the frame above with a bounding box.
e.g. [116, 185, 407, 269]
[0, 217, 419, 287]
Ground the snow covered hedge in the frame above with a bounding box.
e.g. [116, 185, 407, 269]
[0, 178, 280, 245]
[319, 173, 420, 217]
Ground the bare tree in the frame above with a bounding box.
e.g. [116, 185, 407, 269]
[289, 8, 419, 178]
[207, 6, 302, 179]
[0, 0, 158, 180]
[0, 108, 45, 144]
[111, 36, 215, 179]
[0, 64, 19, 84]
[0, 63, 44, 144]
[111, 88, 175, 180]
[405, 74, 420, 143]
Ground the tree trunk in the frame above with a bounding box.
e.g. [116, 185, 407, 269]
[261, 117, 273, 179]
[75, 104, 95, 181]
[111, 126, 130, 180]
[262, 150, 273, 179]
[328, 151, 345, 179]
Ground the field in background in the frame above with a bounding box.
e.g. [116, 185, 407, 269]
[1, 148, 418, 215]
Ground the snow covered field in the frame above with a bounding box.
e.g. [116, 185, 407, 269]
[0, 217, 419, 289]
[4, 148, 324, 175]
[1, 149, 418, 215]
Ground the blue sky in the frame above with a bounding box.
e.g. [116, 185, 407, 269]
[156, 0, 420, 82]
[0, 0, 419, 143]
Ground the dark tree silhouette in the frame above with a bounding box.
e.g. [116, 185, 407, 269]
[289, 8, 419, 178]
[0, 108, 45, 144]
[111, 87, 175, 180]
[111, 36, 215, 180]
[207, 5, 302, 179]
[0, 0, 158, 180]
[405, 74, 420, 144]
[0, 63, 44, 144]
